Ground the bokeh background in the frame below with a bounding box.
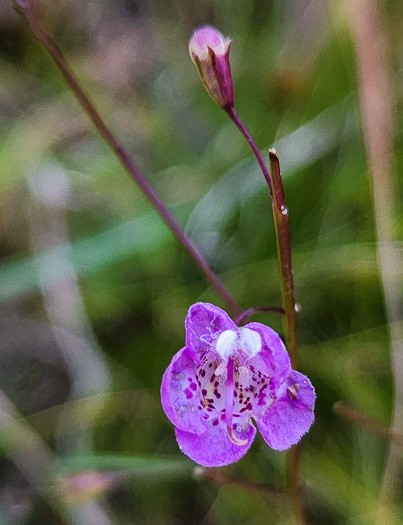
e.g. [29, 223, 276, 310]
[0, 0, 402, 523]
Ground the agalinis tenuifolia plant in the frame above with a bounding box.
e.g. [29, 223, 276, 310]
[15, 5, 315, 522]
[161, 26, 315, 467]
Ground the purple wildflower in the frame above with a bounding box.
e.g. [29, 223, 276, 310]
[189, 26, 234, 109]
[161, 302, 316, 467]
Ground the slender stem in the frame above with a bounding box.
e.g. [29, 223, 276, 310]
[234, 306, 285, 326]
[15, 0, 241, 317]
[224, 106, 304, 522]
[269, 150, 305, 524]
[334, 401, 403, 448]
[287, 445, 307, 525]
[194, 466, 286, 499]
[268, 150, 298, 368]
[225, 106, 273, 195]
[268, 149, 305, 523]
[224, 106, 297, 363]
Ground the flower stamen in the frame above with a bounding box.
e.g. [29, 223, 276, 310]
[226, 357, 247, 446]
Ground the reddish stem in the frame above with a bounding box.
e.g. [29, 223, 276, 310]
[268, 150, 297, 368]
[15, 1, 241, 317]
[234, 306, 285, 326]
[268, 150, 304, 523]
[224, 107, 304, 524]
[225, 106, 273, 195]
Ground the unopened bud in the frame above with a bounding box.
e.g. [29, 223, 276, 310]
[189, 26, 234, 109]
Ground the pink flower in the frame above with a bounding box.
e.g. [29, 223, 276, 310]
[189, 26, 234, 109]
[161, 303, 316, 467]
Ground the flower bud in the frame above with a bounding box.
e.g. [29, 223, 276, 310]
[189, 26, 234, 109]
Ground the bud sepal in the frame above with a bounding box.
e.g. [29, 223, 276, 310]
[189, 26, 234, 109]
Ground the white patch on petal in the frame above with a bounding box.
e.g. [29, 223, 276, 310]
[239, 328, 262, 359]
[215, 329, 238, 360]
[238, 366, 250, 382]
[215, 361, 227, 376]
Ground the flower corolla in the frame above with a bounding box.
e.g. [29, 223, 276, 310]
[161, 303, 316, 467]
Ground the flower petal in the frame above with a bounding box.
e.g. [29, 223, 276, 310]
[175, 419, 256, 467]
[185, 302, 237, 361]
[161, 347, 206, 435]
[245, 322, 291, 389]
[257, 370, 316, 450]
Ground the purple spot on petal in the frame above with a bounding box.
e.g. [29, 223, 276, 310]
[184, 388, 193, 399]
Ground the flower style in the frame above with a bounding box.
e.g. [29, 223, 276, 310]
[189, 25, 234, 109]
[161, 302, 316, 467]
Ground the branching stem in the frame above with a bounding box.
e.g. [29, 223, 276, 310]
[234, 306, 285, 326]
[225, 108, 305, 524]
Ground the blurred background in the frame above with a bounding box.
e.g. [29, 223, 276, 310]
[0, 0, 402, 523]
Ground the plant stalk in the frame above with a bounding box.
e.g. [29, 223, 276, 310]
[225, 106, 297, 364]
[268, 149, 298, 367]
[234, 306, 284, 326]
[225, 106, 273, 196]
[226, 107, 305, 524]
[15, 0, 241, 317]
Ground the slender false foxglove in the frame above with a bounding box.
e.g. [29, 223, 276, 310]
[161, 303, 316, 467]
